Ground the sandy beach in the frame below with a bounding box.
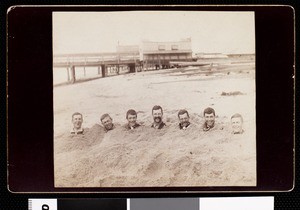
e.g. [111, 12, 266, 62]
[54, 64, 256, 187]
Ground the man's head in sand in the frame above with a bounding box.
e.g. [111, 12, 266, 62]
[152, 105, 163, 124]
[231, 113, 244, 134]
[178, 109, 190, 129]
[203, 107, 215, 129]
[71, 112, 83, 133]
[126, 109, 138, 127]
[101, 113, 114, 131]
[151, 105, 166, 129]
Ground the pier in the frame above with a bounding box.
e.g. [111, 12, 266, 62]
[53, 52, 141, 83]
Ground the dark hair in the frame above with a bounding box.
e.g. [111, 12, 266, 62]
[203, 107, 215, 116]
[100, 113, 112, 122]
[72, 112, 82, 119]
[231, 113, 243, 122]
[178, 109, 189, 118]
[126, 109, 137, 119]
[152, 105, 163, 115]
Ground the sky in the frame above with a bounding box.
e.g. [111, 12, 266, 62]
[53, 11, 255, 55]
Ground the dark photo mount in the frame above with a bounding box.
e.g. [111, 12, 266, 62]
[57, 199, 127, 210]
[7, 5, 294, 193]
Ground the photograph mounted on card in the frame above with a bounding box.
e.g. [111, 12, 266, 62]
[7, 6, 294, 193]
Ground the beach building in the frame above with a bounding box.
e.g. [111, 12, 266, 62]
[116, 45, 141, 72]
[116, 45, 140, 54]
[140, 38, 193, 70]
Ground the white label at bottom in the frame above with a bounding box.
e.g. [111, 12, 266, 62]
[200, 197, 274, 210]
[29, 199, 57, 210]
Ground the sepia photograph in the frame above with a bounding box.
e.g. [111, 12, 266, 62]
[53, 11, 256, 188]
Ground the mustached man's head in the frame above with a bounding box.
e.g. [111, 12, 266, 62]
[178, 109, 190, 128]
[152, 105, 163, 124]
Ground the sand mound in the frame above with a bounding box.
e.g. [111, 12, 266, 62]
[54, 113, 256, 187]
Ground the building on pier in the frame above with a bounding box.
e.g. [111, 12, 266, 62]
[140, 38, 193, 70]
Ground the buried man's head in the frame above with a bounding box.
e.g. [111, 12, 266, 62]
[100, 113, 114, 131]
[152, 105, 166, 129]
[178, 109, 190, 129]
[152, 105, 163, 123]
[203, 107, 215, 130]
[126, 109, 138, 128]
[231, 113, 244, 134]
[71, 112, 83, 134]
